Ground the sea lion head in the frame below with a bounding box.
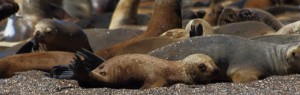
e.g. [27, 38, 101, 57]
[182, 54, 219, 83]
[285, 43, 300, 74]
[217, 7, 240, 26]
[33, 19, 58, 43]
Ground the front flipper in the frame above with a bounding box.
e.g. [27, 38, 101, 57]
[230, 68, 261, 83]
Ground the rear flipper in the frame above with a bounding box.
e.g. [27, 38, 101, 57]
[230, 69, 261, 83]
[70, 48, 106, 87]
[46, 65, 75, 79]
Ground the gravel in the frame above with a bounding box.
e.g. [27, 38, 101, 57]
[0, 70, 299, 94]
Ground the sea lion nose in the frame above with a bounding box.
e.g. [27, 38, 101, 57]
[212, 68, 220, 76]
[34, 30, 41, 37]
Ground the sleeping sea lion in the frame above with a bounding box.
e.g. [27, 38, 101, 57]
[70, 49, 219, 89]
[0, 51, 76, 78]
[33, 19, 93, 52]
[149, 34, 300, 83]
[218, 7, 284, 31]
[96, 0, 182, 59]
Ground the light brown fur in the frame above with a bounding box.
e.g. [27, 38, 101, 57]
[0, 51, 75, 78]
[88, 54, 219, 89]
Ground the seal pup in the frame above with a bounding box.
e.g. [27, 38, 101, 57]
[70, 49, 219, 89]
[33, 19, 93, 52]
[214, 21, 276, 38]
[0, 51, 76, 78]
[149, 35, 300, 83]
[96, 0, 182, 59]
[0, 0, 19, 21]
[218, 7, 284, 31]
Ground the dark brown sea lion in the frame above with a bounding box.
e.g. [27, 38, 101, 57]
[96, 0, 182, 59]
[33, 19, 93, 52]
[218, 7, 284, 31]
[0, 51, 76, 78]
[214, 21, 276, 38]
[251, 34, 300, 44]
[0, 0, 19, 21]
[71, 50, 219, 89]
[149, 34, 300, 83]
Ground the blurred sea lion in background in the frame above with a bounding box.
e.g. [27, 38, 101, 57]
[0, 51, 76, 78]
[0, 0, 19, 21]
[96, 0, 182, 59]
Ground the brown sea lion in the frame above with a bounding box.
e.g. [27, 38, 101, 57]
[109, 0, 141, 29]
[33, 19, 93, 52]
[214, 21, 276, 38]
[96, 0, 182, 59]
[0, 0, 19, 21]
[276, 21, 300, 34]
[243, 0, 278, 9]
[71, 50, 219, 89]
[218, 7, 284, 31]
[0, 51, 76, 78]
[62, 0, 92, 19]
[149, 35, 300, 83]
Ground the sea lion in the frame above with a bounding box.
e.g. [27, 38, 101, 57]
[33, 19, 93, 52]
[109, 0, 141, 29]
[218, 7, 284, 31]
[70, 49, 219, 89]
[149, 35, 300, 83]
[0, 51, 76, 78]
[276, 21, 300, 34]
[251, 34, 300, 44]
[243, 0, 278, 9]
[214, 21, 276, 38]
[0, 0, 19, 21]
[96, 0, 182, 59]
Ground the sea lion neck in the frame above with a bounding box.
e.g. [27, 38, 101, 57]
[109, 0, 140, 29]
[143, 0, 182, 37]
